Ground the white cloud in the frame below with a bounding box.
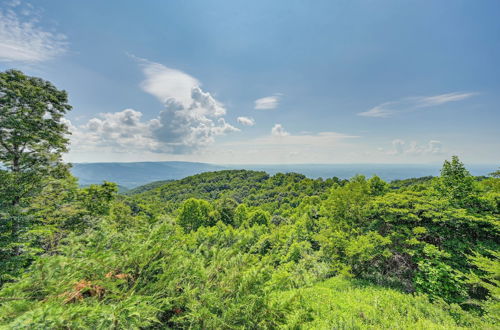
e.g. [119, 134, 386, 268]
[234, 127, 358, 147]
[358, 92, 477, 118]
[154, 87, 239, 154]
[254, 94, 281, 110]
[427, 140, 443, 154]
[67, 58, 240, 155]
[237, 116, 255, 126]
[137, 58, 200, 107]
[357, 102, 396, 118]
[0, 5, 67, 62]
[385, 139, 443, 156]
[414, 92, 477, 107]
[137, 58, 239, 153]
[389, 139, 405, 155]
[64, 109, 162, 154]
[271, 123, 289, 137]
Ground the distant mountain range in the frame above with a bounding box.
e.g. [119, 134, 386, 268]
[71, 162, 225, 188]
[70, 161, 497, 189]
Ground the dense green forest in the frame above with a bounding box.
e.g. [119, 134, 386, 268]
[1, 70, 499, 328]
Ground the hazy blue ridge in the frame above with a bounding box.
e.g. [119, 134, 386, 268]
[70, 161, 497, 188]
[71, 161, 226, 187]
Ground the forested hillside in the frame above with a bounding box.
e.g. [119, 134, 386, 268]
[1, 165, 499, 327]
[1, 70, 499, 328]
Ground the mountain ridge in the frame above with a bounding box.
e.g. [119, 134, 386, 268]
[71, 161, 496, 188]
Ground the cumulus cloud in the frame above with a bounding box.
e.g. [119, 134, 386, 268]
[68, 58, 240, 154]
[389, 139, 405, 155]
[137, 59, 238, 153]
[154, 87, 239, 154]
[64, 109, 162, 154]
[358, 92, 477, 118]
[237, 116, 255, 126]
[0, 3, 67, 62]
[385, 139, 443, 156]
[254, 94, 281, 110]
[271, 124, 289, 137]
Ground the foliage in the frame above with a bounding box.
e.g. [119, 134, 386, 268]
[0, 76, 498, 329]
[275, 276, 487, 329]
[0, 69, 72, 284]
[123, 180, 173, 195]
[464, 250, 500, 323]
[436, 155, 476, 208]
[177, 198, 215, 232]
[0, 69, 71, 175]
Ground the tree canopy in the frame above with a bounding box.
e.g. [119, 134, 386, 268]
[0, 69, 71, 175]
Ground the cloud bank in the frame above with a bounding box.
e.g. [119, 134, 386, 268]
[67, 59, 239, 155]
[211, 124, 360, 164]
[385, 139, 443, 156]
[64, 109, 161, 153]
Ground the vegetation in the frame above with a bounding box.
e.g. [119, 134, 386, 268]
[123, 180, 173, 195]
[0, 70, 499, 328]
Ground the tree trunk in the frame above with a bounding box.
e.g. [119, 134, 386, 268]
[10, 153, 22, 256]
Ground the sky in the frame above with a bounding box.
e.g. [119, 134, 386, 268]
[0, 0, 499, 164]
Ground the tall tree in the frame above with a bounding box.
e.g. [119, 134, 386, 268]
[0, 69, 71, 207]
[0, 69, 72, 282]
[437, 156, 475, 207]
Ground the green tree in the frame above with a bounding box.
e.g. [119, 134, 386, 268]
[177, 198, 214, 232]
[214, 198, 238, 226]
[368, 175, 389, 196]
[323, 175, 371, 228]
[0, 69, 71, 212]
[0, 69, 71, 193]
[489, 168, 500, 178]
[79, 182, 118, 216]
[0, 69, 71, 283]
[437, 156, 475, 207]
[247, 209, 271, 227]
[234, 204, 249, 227]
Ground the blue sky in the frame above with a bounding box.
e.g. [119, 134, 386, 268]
[1, 0, 499, 164]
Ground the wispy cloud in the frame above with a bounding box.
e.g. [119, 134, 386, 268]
[237, 116, 255, 126]
[254, 94, 281, 110]
[358, 92, 477, 118]
[413, 92, 477, 107]
[136, 57, 200, 107]
[0, 3, 67, 62]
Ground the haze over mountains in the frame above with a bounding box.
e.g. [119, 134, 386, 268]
[71, 161, 497, 188]
[71, 162, 225, 188]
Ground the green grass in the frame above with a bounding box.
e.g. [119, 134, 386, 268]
[276, 277, 490, 329]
